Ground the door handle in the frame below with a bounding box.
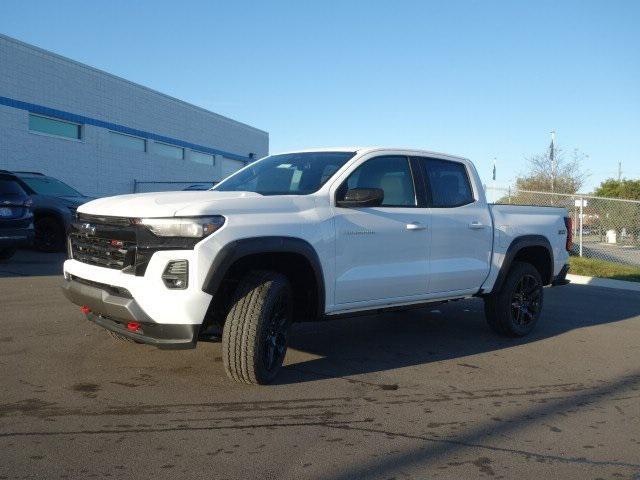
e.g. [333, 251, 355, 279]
[469, 221, 485, 229]
[406, 222, 427, 231]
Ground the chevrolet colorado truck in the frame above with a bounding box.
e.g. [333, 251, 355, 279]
[62, 148, 571, 384]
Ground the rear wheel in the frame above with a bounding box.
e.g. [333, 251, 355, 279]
[222, 270, 293, 385]
[34, 216, 65, 252]
[484, 261, 544, 337]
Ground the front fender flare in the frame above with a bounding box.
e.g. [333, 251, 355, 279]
[201, 236, 326, 319]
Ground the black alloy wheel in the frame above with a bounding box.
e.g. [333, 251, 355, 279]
[484, 261, 545, 337]
[510, 273, 543, 327]
[263, 291, 291, 374]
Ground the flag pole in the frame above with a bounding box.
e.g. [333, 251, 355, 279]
[492, 157, 497, 202]
[550, 130, 556, 193]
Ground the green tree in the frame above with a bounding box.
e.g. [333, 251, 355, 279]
[594, 179, 640, 200]
[515, 147, 588, 194]
[593, 179, 640, 243]
[496, 147, 588, 207]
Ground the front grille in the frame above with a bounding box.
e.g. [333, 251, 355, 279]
[69, 213, 198, 275]
[69, 214, 137, 271]
[69, 234, 135, 270]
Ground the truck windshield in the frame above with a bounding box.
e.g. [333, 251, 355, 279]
[214, 152, 355, 195]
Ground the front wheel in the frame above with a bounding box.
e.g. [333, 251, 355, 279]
[484, 261, 544, 337]
[222, 270, 293, 385]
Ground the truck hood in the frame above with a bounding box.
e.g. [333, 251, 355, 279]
[77, 190, 314, 217]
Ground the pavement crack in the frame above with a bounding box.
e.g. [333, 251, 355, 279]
[0, 419, 373, 438]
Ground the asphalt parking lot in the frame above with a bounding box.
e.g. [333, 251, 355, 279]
[582, 241, 640, 268]
[1, 251, 639, 479]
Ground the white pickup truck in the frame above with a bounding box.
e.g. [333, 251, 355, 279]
[62, 148, 571, 384]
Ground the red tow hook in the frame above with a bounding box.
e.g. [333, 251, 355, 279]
[127, 322, 141, 332]
[80, 306, 91, 315]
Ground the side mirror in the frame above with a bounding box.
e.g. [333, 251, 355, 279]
[336, 188, 384, 208]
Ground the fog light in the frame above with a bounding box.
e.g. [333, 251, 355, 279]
[162, 260, 188, 289]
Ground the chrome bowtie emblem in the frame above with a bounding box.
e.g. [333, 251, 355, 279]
[81, 223, 96, 235]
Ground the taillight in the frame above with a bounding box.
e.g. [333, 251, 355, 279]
[564, 217, 573, 252]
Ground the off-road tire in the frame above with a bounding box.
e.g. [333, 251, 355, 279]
[484, 261, 544, 337]
[222, 270, 293, 385]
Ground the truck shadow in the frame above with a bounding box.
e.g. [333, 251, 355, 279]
[278, 284, 640, 385]
[0, 249, 66, 278]
[316, 368, 640, 480]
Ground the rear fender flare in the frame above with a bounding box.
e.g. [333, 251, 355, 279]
[491, 235, 554, 293]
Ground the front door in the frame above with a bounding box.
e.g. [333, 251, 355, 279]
[333, 155, 430, 306]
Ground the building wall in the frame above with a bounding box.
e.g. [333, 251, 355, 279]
[0, 34, 268, 197]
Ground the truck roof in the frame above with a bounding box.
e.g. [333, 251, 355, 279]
[274, 147, 470, 163]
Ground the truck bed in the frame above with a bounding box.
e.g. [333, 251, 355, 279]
[481, 204, 569, 292]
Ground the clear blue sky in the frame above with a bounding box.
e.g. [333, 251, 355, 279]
[1, 0, 638, 191]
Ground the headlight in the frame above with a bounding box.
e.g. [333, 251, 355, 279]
[135, 216, 225, 238]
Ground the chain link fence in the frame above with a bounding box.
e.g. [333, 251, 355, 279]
[486, 186, 640, 268]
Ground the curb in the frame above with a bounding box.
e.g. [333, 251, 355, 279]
[566, 274, 640, 292]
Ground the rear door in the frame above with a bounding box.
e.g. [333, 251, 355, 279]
[333, 155, 431, 306]
[414, 157, 492, 293]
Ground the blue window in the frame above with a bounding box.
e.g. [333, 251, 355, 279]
[109, 131, 146, 151]
[191, 150, 214, 166]
[29, 113, 81, 140]
[154, 142, 184, 160]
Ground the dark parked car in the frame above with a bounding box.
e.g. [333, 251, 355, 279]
[0, 171, 92, 252]
[0, 173, 34, 261]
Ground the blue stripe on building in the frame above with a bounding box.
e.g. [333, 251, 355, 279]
[0, 96, 250, 163]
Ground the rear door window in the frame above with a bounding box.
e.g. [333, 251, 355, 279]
[418, 158, 474, 207]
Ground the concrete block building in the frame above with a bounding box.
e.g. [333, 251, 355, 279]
[0, 34, 268, 197]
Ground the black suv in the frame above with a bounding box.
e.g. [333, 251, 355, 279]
[0, 171, 93, 252]
[0, 173, 34, 261]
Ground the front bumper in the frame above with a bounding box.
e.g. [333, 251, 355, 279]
[62, 276, 199, 349]
[63, 253, 212, 325]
